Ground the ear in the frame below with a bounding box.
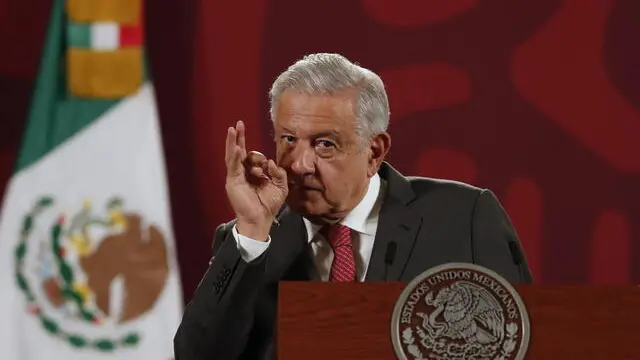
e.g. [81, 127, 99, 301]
[367, 132, 391, 177]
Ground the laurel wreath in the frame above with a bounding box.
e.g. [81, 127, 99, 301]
[495, 322, 518, 360]
[401, 328, 425, 360]
[402, 322, 517, 360]
[14, 196, 141, 352]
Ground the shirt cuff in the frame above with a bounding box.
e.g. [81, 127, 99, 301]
[232, 224, 271, 262]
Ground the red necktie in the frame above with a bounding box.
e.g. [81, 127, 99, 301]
[324, 224, 357, 282]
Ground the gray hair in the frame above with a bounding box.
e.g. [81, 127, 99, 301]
[269, 53, 390, 141]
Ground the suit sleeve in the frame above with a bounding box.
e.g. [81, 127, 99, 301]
[173, 222, 268, 360]
[470, 189, 533, 284]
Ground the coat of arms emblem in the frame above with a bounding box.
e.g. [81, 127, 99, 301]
[14, 196, 170, 352]
[391, 263, 530, 360]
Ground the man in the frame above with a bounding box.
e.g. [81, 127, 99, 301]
[173, 53, 532, 360]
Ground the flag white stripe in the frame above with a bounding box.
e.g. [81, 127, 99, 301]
[91, 22, 119, 51]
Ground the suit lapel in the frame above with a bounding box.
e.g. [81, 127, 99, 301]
[365, 162, 423, 281]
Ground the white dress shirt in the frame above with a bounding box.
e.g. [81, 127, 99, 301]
[232, 173, 386, 281]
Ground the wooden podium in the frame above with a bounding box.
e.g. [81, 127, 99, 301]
[278, 282, 640, 359]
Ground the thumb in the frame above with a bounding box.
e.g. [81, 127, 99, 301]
[266, 160, 287, 188]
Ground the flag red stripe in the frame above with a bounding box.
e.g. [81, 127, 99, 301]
[119, 2, 144, 47]
[119, 25, 142, 47]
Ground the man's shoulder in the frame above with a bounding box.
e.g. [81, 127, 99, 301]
[379, 162, 486, 204]
[405, 175, 485, 201]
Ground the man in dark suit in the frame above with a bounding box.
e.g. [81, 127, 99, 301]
[173, 53, 532, 360]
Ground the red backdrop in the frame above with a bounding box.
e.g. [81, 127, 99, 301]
[1, 0, 639, 302]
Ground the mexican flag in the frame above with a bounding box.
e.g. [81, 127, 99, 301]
[0, 0, 183, 359]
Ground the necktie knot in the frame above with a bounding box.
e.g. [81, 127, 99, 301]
[323, 224, 352, 249]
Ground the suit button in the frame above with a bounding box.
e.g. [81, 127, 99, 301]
[224, 268, 231, 276]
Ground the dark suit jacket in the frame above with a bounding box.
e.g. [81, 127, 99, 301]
[173, 162, 532, 360]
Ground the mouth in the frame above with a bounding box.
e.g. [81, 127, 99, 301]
[289, 183, 322, 191]
[301, 186, 321, 192]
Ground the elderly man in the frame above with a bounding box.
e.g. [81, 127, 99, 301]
[173, 53, 532, 359]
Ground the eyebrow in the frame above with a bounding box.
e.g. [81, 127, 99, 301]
[280, 127, 340, 139]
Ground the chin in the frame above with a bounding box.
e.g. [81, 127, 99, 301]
[286, 197, 327, 217]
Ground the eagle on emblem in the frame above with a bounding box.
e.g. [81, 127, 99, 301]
[417, 281, 505, 345]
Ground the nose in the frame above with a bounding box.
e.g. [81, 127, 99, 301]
[290, 144, 316, 176]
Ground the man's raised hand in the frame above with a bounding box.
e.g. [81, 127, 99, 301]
[225, 120, 288, 241]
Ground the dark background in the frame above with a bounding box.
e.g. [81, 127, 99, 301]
[1, 0, 639, 302]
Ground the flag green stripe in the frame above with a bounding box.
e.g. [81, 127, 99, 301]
[15, 0, 118, 173]
[67, 22, 91, 48]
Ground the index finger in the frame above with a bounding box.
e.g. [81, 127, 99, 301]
[246, 151, 268, 167]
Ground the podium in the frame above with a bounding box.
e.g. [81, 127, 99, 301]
[278, 282, 640, 359]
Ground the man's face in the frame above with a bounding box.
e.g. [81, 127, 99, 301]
[274, 89, 389, 223]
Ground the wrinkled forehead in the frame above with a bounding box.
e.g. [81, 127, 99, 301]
[273, 90, 359, 134]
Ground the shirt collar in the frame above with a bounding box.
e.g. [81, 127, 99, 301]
[303, 173, 383, 243]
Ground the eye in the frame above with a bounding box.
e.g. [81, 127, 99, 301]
[281, 135, 296, 143]
[315, 140, 336, 148]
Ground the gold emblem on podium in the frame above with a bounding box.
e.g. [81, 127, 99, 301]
[391, 263, 530, 360]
